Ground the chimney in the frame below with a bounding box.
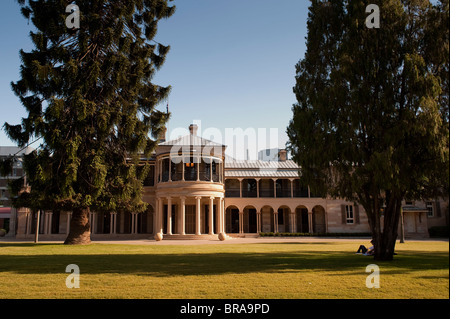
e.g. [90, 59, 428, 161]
[278, 149, 287, 161]
[189, 124, 198, 136]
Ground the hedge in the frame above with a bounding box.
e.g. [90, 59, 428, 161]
[259, 232, 372, 237]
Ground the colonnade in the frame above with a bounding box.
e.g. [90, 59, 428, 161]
[227, 206, 320, 234]
[154, 195, 225, 236]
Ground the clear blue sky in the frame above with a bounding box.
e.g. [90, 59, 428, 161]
[0, 0, 309, 159]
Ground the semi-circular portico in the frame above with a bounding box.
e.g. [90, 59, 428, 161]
[153, 124, 227, 238]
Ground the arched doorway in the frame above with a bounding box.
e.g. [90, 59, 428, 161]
[225, 206, 240, 233]
[243, 205, 257, 233]
[260, 205, 274, 232]
[295, 206, 309, 233]
[277, 206, 291, 233]
[312, 205, 326, 233]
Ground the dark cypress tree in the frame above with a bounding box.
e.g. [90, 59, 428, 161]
[3, 0, 175, 244]
[287, 0, 449, 260]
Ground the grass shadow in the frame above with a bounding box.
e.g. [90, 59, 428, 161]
[1, 243, 448, 278]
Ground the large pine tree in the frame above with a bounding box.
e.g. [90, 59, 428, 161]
[287, 0, 449, 260]
[3, 0, 175, 244]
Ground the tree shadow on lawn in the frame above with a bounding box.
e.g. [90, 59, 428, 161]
[1, 244, 448, 278]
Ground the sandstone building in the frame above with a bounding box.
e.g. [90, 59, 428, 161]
[3, 125, 448, 240]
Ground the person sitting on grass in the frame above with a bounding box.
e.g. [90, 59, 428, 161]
[356, 239, 375, 255]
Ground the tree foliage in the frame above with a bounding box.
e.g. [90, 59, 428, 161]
[2, 0, 175, 244]
[287, 0, 449, 260]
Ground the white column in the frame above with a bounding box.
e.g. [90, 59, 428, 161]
[25, 212, 31, 235]
[217, 197, 222, 234]
[43, 212, 49, 234]
[158, 198, 164, 234]
[180, 196, 186, 235]
[209, 196, 214, 235]
[89, 212, 96, 234]
[110, 212, 116, 234]
[289, 211, 295, 233]
[66, 212, 72, 234]
[182, 160, 185, 181]
[210, 158, 213, 182]
[239, 211, 244, 234]
[256, 178, 260, 198]
[222, 198, 226, 233]
[239, 179, 243, 198]
[257, 210, 262, 233]
[48, 212, 53, 234]
[274, 211, 278, 233]
[43, 212, 47, 234]
[167, 197, 172, 235]
[114, 212, 117, 234]
[195, 196, 201, 235]
[153, 199, 159, 235]
[308, 211, 313, 233]
[273, 179, 277, 198]
[196, 158, 200, 181]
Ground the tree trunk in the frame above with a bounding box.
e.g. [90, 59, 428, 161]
[64, 207, 91, 245]
[373, 198, 402, 261]
[364, 196, 402, 261]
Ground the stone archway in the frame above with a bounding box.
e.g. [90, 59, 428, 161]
[295, 205, 309, 233]
[260, 205, 275, 233]
[225, 205, 240, 233]
[277, 205, 292, 233]
[243, 205, 257, 233]
[312, 205, 326, 233]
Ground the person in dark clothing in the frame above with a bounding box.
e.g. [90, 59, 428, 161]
[356, 239, 375, 255]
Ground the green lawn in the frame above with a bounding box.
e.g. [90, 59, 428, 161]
[0, 240, 448, 299]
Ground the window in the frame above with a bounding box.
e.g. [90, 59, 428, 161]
[426, 202, 434, 217]
[184, 157, 197, 181]
[346, 205, 354, 224]
[143, 165, 155, 186]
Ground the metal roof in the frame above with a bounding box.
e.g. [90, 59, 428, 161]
[225, 159, 299, 169]
[224, 159, 300, 178]
[225, 169, 300, 178]
[0, 146, 34, 157]
[159, 135, 224, 147]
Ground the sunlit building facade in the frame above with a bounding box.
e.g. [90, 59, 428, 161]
[8, 124, 449, 240]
